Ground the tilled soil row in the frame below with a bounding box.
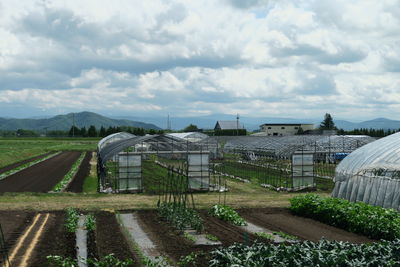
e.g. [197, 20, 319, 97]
[0, 151, 81, 193]
[238, 207, 372, 243]
[65, 151, 92, 193]
[0, 152, 54, 175]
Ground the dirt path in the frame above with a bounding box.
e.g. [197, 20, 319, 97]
[0, 151, 81, 193]
[238, 208, 372, 243]
[0, 152, 53, 174]
[65, 152, 92, 193]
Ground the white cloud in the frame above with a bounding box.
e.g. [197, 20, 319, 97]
[0, 0, 398, 121]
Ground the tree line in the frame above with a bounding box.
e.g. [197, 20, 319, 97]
[0, 126, 164, 137]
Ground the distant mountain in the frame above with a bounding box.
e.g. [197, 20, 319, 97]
[0, 111, 160, 131]
[335, 118, 400, 131]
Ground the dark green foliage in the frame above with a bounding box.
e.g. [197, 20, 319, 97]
[209, 204, 246, 226]
[158, 202, 203, 233]
[183, 124, 199, 132]
[88, 125, 98, 137]
[338, 128, 397, 138]
[319, 113, 336, 130]
[65, 208, 79, 233]
[47, 254, 134, 267]
[16, 129, 39, 137]
[209, 239, 400, 266]
[290, 194, 400, 240]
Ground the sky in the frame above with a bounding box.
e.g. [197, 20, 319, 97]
[0, 0, 399, 120]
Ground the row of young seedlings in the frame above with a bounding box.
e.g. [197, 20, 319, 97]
[52, 153, 86, 192]
[47, 208, 133, 266]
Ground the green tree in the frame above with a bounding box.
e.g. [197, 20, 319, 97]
[68, 126, 81, 137]
[183, 124, 199, 132]
[319, 113, 336, 130]
[99, 126, 106, 137]
[88, 125, 97, 137]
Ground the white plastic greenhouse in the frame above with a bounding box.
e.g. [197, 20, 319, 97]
[332, 132, 400, 209]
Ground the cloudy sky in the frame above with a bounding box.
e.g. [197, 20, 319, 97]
[0, 0, 399, 120]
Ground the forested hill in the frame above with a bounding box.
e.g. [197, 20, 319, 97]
[0, 111, 161, 131]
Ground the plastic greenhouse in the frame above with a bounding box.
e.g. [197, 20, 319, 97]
[332, 132, 400, 209]
[97, 133, 212, 193]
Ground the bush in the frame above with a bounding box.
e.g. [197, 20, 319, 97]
[290, 194, 400, 240]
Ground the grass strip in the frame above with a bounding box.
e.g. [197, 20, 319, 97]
[52, 153, 85, 192]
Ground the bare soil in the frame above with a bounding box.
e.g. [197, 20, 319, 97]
[65, 151, 92, 193]
[0, 210, 35, 261]
[0, 151, 81, 193]
[0, 152, 53, 174]
[95, 211, 139, 266]
[238, 207, 372, 243]
[27, 211, 76, 267]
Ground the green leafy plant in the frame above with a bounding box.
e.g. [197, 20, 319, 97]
[177, 252, 203, 267]
[209, 239, 400, 266]
[184, 232, 196, 242]
[158, 202, 203, 233]
[85, 214, 96, 231]
[254, 232, 274, 241]
[208, 204, 247, 226]
[53, 152, 85, 192]
[205, 234, 219, 242]
[290, 194, 400, 240]
[65, 207, 79, 233]
[273, 231, 298, 240]
[47, 255, 77, 267]
[47, 254, 133, 267]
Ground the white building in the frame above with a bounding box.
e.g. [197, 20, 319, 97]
[259, 123, 314, 136]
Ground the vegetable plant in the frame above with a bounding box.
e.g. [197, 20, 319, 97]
[290, 194, 400, 240]
[208, 204, 247, 226]
[65, 208, 79, 233]
[209, 239, 400, 266]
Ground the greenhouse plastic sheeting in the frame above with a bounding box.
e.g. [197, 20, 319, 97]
[334, 175, 400, 210]
[332, 132, 400, 210]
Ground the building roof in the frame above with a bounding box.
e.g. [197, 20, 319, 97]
[215, 120, 240, 130]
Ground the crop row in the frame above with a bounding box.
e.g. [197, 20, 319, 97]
[290, 194, 400, 240]
[210, 239, 400, 266]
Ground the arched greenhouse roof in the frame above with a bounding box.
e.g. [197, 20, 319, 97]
[335, 132, 400, 181]
[97, 132, 136, 150]
[166, 132, 208, 141]
[97, 134, 206, 166]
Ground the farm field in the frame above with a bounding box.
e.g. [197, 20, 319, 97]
[1, 138, 393, 266]
[0, 138, 98, 168]
[0, 207, 376, 266]
[0, 151, 82, 193]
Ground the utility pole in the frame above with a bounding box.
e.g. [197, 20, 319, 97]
[167, 114, 171, 131]
[72, 113, 75, 137]
[236, 113, 239, 136]
[43, 127, 48, 137]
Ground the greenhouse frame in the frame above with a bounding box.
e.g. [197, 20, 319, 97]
[97, 133, 212, 193]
